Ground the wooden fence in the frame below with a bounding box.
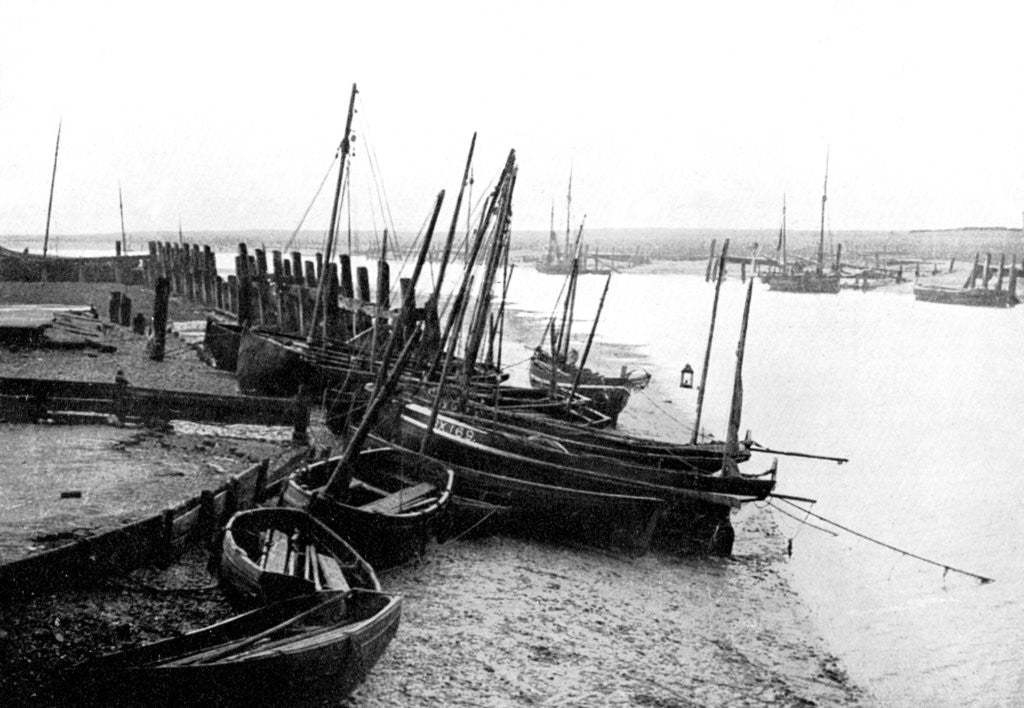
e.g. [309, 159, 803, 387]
[0, 447, 316, 598]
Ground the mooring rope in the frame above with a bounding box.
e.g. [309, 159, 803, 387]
[774, 496, 994, 584]
[763, 499, 837, 537]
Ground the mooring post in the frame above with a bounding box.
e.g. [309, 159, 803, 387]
[292, 385, 310, 446]
[291, 251, 303, 285]
[113, 369, 129, 423]
[705, 239, 717, 282]
[132, 312, 146, 335]
[324, 262, 340, 341]
[304, 260, 317, 289]
[252, 458, 269, 506]
[119, 294, 132, 326]
[108, 291, 122, 323]
[237, 243, 253, 326]
[150, 277, 170, 361]
[356, 266, 372, 332]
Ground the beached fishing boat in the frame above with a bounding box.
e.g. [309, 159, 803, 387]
[220, 507, 380, 604]
[416, 395, 745, 473]
[371, 435, 664, 555]
[913, 253, 1019, 308]
[0, 244, 150, 284]
[69, 589, 401, 707]
[529, 346, 650, 391]
[281, 446, 454, 569]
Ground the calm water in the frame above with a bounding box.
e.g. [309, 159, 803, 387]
[497, 267, 1024, 708]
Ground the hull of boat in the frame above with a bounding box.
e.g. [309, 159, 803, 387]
[385, 404, 775, 555]
[763, 272, 840, 293]
[71, 589, 401, 707]
[913, 284, 1017, 308]
[220, 507, 380, 604]
[281, 447, 454, 569]
[203, 319, 242, 372]
[0, 245, 150, 284]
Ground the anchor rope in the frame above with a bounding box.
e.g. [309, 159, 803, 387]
[774, 496, 994, 584]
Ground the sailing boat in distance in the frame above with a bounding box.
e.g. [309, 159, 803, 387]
[762, 151, 841, 294]
[536, 169, 610, 275]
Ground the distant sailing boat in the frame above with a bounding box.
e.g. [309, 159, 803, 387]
[764, 151, 841, 294]
[535, 168, 609, 275]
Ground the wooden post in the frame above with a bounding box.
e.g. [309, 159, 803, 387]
[283, 259, 293, 280]
[148, 242, 158, 286]
[237, 243, 253, 326]
[291, 251, 303, 285]
[356, 266, 372, 332]
[204, 246, 217, 306]
[705, 239, 717, 282]
[119, 294, 132, 326]
[292, 386, 310, 446]
[132, 312, 147, 335]
[272, 250, 284, 280]
[995, 253, 1006, 291]
[215, 275, 225, 311]
[304, 260, 317, 288]
[740, 261, 747, 283]
[339, 254, 355, 336]
[227, 275, 238, 315]
[324, 262, 340, 341]
[253, 458, 269, 505]
[151, 277, 170, 361]
[982, 253, 992, 289]
[108, 291, 122, 323]
[115, 241, 121, 256]
[315, 252, 324, 282]
[1008, 255, 1018, 302]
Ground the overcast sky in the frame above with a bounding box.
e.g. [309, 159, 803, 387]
[2, 0, 1023, 240]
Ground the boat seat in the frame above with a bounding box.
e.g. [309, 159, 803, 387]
[358, 482, 436, 514]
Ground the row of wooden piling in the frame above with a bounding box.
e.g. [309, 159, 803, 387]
[144, 241, 405, 341]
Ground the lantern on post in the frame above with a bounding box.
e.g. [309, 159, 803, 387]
[680, 363, 694, 389]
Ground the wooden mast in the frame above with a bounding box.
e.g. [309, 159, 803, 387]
[118, 183, 127, 253]
[430, 132, 476, 308]
[724, 278, 755, 475]
[308, 82, 358, 344]
[818, 149, 829, 272]
[780, 194, 787, 268]
[564, 164, 573, 266]
[567, 273, 612, 404]
[42, 120, 62, 257]
[691, 238, 729, 444]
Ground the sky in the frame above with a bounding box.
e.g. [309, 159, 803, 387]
[2, 0, 1024, 239]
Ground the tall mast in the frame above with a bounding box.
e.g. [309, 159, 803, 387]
[691, 238, 729, 444]
[308, 82, 359, 344]
[724, 278, 755, 474]
[780, 194, 787, 267]
[818, 148, 829, 271]
[118, 183, 127, 253]
[42, 120, 62, 257]
[564, 164, 573, 265]
[430, 132, 476, 306]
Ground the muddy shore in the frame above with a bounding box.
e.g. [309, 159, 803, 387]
[0, 279, 871, 706]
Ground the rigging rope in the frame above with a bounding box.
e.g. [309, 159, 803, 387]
[774, 496, 994, 584]
[282, 150, 341, 254]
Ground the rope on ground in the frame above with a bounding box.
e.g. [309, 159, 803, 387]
[775, 496, 995, 584]
[441, 507, 501, 545]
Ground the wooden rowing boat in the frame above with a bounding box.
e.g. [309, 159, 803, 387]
[281, 446, 454, 569]
[220, 507, 380, 604]
[69, 589, 401, 707]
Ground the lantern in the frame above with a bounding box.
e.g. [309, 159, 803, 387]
[680, 363, 694, 389]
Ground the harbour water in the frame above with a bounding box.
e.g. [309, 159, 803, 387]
[499, 266, 1024, 707]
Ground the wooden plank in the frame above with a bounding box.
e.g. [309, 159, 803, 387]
[359, 481, 436, 514]
[317, 554, 350, 591]
[263, 532, 291, 573]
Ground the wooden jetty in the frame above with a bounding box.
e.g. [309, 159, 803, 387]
[913, 252, 1019, 308]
